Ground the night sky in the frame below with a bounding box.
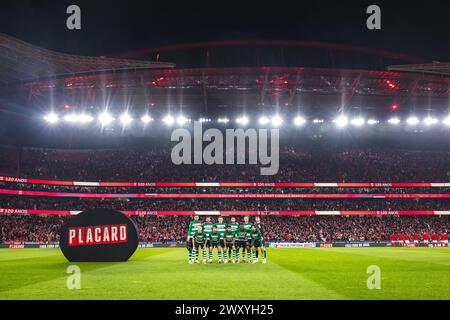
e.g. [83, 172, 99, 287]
[0, 0, 448, 61]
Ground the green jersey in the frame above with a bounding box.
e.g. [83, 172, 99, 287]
[250, 230, 263, 245]
[208, 231, 223, 245]
[228, 223, 239, 232]
[235, 229, 250, 242]
[193, 231, 208, 245]
[202, 222, 213, 235]
[214, 222, 226, 233]
[188, 220, 202, 237]
[223, 231, 235, 245]
[243, 222, 253, 232]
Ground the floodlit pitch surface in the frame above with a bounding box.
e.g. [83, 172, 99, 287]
[0, 248, 448, 299]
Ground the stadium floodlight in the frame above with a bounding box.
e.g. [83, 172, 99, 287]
[367, 119, 379, 125]
[406, 116, 419, 126]
[350, 117, 365, 127]
[423, 117, 438, 126]
[333, 116, 348, 128]
[44, 113, 59, 124]
[63, 114, 78, 123]
[388, 117, 401, 125]
[236, 116, 249, 126]
[271, 115, 283, 127]
[294, 116, 306, 126]
[141, 115, 153, 124]
[312, 119, 324, 124]
[443, 117, 450, 126]
[217, 118, 230, 124]
[162, 115, 175, 126]
[98, 112, 114, 126]
[78, 114, 94, 124]
[199, 118, 211, 123]
[120, 113, 133, 126]
[259, 116, 270, 125]
[176, 115, 189, 126]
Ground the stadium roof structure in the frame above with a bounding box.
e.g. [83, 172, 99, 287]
[0, 35, 448, 115]
[9, 66, 449, 105]
[388, 62, 450, 76]
[0, 32, 175, 85]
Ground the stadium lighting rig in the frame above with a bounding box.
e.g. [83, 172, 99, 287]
[294, 116, 307, 126]
[43, 112, 450, 130]
[217, 118, 230, 124]
[406, 116, 420, 126]
[78, 114, 94, 124]
[63, 114, 78, 123]
[236, 116, 249, 126]
[271, 115, 284, 127]
[176, 115, 189, 126]
[140, 114, 153, 124]
[44, 113, 59, 124]
[388, 117, 401, 125]
[259, 116, 270, 125]
[98, 112, 115, 126]
[423, 117, 439, 126]
[162, 115, 175, 126]
[119, 113, 133, 126]
[350, 117, 365, 127]
[333, 116, 348, 128]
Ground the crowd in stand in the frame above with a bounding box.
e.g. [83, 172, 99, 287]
[0, 215, 448, 244]
[1, 146, 449, 182]
[2, 182, 450, 195]
[0, 145, 449, 244]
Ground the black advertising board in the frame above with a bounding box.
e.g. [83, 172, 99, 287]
[59, 209, 139, 262]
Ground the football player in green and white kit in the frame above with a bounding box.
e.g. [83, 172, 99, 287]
[187, 215, 202, 263]
[191, 225, 208, 264]
[250, 224, 266, 263]
[235, 224, 251, 263]
[242, 216, 254, 263]
[214, 216, 227, 262]
[254, 216, 267, 263]
[223, 225, 236, 263]
[208, 225, 224, 263]
[228, 217, 239, 232]
[202, 216, 213, 237]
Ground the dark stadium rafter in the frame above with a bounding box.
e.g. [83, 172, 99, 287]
[113, 39, 432, 64]
[0, 32, 175, 85]
[4, 67, 448, 100]
[388, 62, 450, 76]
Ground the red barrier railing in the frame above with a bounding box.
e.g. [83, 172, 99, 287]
[1, 189, 450, 198]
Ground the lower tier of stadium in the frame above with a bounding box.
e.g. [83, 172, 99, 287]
[0, 215, 448, 244]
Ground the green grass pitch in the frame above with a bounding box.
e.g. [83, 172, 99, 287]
[0, 247, 448, 299]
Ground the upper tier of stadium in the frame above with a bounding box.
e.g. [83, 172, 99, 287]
[0, 34, 448, 114]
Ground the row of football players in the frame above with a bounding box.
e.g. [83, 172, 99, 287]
[187, 215, 267, 264]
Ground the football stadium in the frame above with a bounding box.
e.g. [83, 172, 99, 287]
[0, 1, 449, 305]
